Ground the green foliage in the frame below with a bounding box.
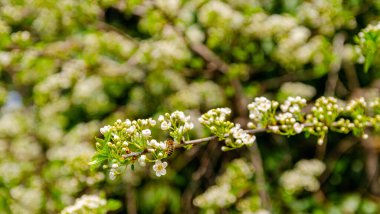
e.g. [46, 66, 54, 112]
[355, 23, 380, 72]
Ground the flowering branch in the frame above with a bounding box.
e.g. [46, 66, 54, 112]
[90, 96, 380, 180]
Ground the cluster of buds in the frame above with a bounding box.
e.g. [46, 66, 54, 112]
[248, 97, 279, 128]
[306, 97, 340, 144]
[199, 108, 234, 140]
[339, 98, 369, 138]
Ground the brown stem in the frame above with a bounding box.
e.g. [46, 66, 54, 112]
[125, 184, 137, 214]
[249, 144, 272, 210]
[325, 33, 346, 96]
[343, 62, 360, 91]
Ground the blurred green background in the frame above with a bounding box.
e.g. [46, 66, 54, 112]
[0, 0, 380, 213]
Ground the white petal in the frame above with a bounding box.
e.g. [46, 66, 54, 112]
[160, 169, 167, 175]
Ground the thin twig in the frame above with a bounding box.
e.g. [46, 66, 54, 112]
[123, 124, 314, 158]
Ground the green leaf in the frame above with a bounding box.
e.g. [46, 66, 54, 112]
[364, 52, 374, 73]
[95, 137, 105, 145]
[131, 164, 135, 171]
[106, 199, 122, 211]
[89, 153, 109, 171]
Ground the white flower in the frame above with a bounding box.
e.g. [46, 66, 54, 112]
[149, 118, 156, 126]
[126, 126, 135, 134]
[184, 122, 194, 131]
[109, 169, 116, 180]
[148, 139, 157, 146]
[153, 160, 168, 177]
[158, 115, 164, 122]
[161, 121, 171, 130]
[142, 129, 151, 137]
[269, 126, 279, 132]
[293, 123, 304, 133]
[125, 119, 131, 126]
[100, 125, 111, 135]
[318, 138, 324, 145]
[112, 134, 120, 140]
[171, 111, 186, 122]
[159, 142, 167, 150]
[138, 155, 146, 166]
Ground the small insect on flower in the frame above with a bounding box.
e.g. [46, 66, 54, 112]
[165, 139, 174, 157]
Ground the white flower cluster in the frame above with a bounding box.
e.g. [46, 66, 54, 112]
[248, 97, 278, 127]
[193, 184, 236, 208]
[167, 81, 226, 110]
[96, 112, 194, 179]
[9, 185, 43, 213]
[199, 107, 231, 124]
[136, 38, 190, 70]
[356, 21, 380, 64]
[108, 163, 119, 180]
[307, 97, 340, 144]
[194, 159, 254, 209]
[345, 98, 369, 138]
[158, 111, 194, 141]
[346, 97, 367, 113]
[271, 112, 304, 135]
[244, 13, 297, 39]
[156, 0, 180, 16]
[280, 96, 307, 114]
[248, 97, 271, 119]
[200, 108, 255, 150]
[358, 22, 380, 44]
[260, 96, 307, 135]
[310, 97, 340, 124]
[224, 124, 256, 150]
[199, 1, 244, 29]
[61, 194, 107, 214]
[369, 97, 380, 115]
[297, 0, 356, 35]
[147, 139, 167, 151]
[280, 159, 325, 193]
[97, 118, 158, 179]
